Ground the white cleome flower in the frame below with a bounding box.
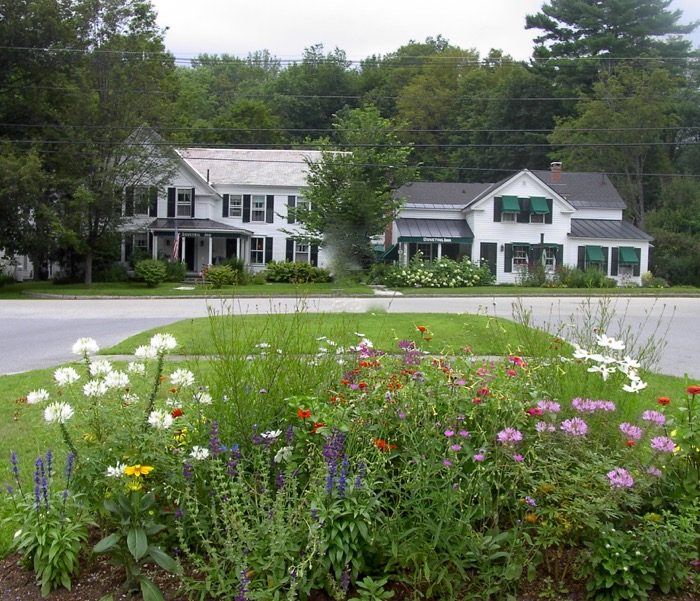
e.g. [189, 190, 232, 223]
[618, 356, 641, 372]
[260, 429, 282, 441]
[148, 409, 174, 430]
[104, 370, 130, 389]
[127, 361, 146, 375]
[89, 360, 113, 377]
[192, 390, 212, 405]
[44, 402, 74, 424]
[149, 333, 177, 353]
[121, 393, 139, 405]
[170, 369, 195, 387]
[105, 462, 127, 478]
[26, 389, 50, 405]
[83, 380, 108, 398]
[72, 337, 99, 356]
[623, 379, 648, 393]
[134, 345, 157, 360]
[255, 342, 271, 349]
[189, 446, 209, 460]
[53, 367, 80, 387]
[596, 334, 625, 351]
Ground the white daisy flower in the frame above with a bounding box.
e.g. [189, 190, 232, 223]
[149, 333, 177, 353]
[72, 337, 99, 356]
[105, 462, 127, 478]
[44, 402, 74, 424]
[53, 367, 80, 387]
[170, 369, 195, 387]
[147, 409, 173, 430]
[89, 360, 113, 377]
[27, 389, 50, 405]
[189, 446, 209, 460]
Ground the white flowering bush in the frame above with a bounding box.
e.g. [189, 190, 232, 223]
[382, 256, 494, 288]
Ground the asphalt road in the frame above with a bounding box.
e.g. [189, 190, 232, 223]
[0, 295, 697, 378]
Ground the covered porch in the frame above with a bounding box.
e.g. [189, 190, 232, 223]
[395, 218, 473, 264]
[148, 218, 253, 273]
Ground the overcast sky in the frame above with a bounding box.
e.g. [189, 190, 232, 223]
[150, 0, 700, 63]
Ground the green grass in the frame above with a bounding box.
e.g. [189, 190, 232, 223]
[392, 285, 700, 296]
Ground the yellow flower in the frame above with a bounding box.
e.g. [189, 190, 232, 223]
[124, 464, 154, 477]
[127, 480, 144, 492]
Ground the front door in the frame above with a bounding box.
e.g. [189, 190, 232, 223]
[480, 242, 497, 276]
[185, 237, 196, 271]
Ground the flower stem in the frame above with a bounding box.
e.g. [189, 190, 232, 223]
[60, 423, 78, 459]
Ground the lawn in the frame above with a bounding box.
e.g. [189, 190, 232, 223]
[1, 310, 698, 600]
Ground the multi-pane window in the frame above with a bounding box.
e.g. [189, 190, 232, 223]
[543, 247, 556, 270]
[251, 237, 265, 264]
[133, 187, 150, 215]
[134, 234, 148, 250]
[251, 195, 266, 222]
[513, 245, 529, 269]
[296, 196, 309, 212]
[501, 212, 516, 223]
[177, 188, 192, 217]
[416, 243, 434, 260]
[229, 194, 242, 217]
[295, 242, 310, 263]
[530, 213, 545, 224]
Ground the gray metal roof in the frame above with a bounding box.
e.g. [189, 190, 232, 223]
[148, 218, 253, 235]
[177, 148, 325, 187]
[531, 170, 627, 209]
[396, 182, 492, 207]
[396, 218, 474, 240]
[569, 219, 652, 241]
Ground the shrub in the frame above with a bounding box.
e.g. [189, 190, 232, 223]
[557, 266, 617, 288]
[263, 260, 332, 283]
[0, 272, 16, 286]
[223, 257, 249, 284]
[164, 260, 186, 283]
[382, 256, 494, 288]
[203, 264, 236, 288]
[134, 259, 167, 288]
[93, 263, 129, 283]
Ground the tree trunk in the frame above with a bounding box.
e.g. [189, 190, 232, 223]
[84, 251, 93, 286]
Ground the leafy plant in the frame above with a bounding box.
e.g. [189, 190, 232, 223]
[351, 576, 395, 600]
[263, 260, 332, 283]
[93, 491, 179, 601]
[203, 264, 236, 288]
[382, 255, 493, 288]
[4, 451, 92, 597]
[134, 259, 167, 288]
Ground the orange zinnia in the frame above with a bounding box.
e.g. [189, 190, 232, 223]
[373, 438, 397, 452]
[311, 421, 325, 433]
[687, 385, 700, 396]
[171, 407, 184, 418]
[297, 408, 311, 419]
[657, 396, 671, 406]
[417, 325, 427, 333]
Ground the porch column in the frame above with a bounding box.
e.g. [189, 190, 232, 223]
[180, 235, 185, 263]
[152, 235, 158, 260]
[236, 237, 241, 258]
[402, 242, 409, 265]
[437, 243, 442, 260]
[207, 236, 213, 265]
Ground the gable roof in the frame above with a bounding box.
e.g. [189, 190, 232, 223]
[177, 148, 324, 188]
[530, 170, 627, 210]
[396, 182, 492, 209]
[569, 219, 652, 241]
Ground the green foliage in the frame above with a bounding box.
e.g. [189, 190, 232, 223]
[556, 266, 617, 289]
[381, 256, 494, 288]
[203, 264, 237, 288]
[351, 576, 395, 600]
[263, 261, 332, 283]
[93, 263, 129, 283]
[164, 260, 186, 283]
[4, 452, 91, 597]
[134, 260, 167, 288]
[94, 491, 179, 601]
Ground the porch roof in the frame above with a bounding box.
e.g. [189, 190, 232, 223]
[396, 218, 473, 244]
[148, 218, 253, 236]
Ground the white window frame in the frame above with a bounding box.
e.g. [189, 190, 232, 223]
[529, 213, 545, 224]
[133, 186, 151, 216]
[295, 241, 310, 263]
[176, 188, 192, 217]
[501, 212, 516, 223]
[512, 245, 529, 269]
[229, 194, 242, 218]
[251, 237, 265, 264]
[251, 195, 266, 222]
[543, 247, 556, 271]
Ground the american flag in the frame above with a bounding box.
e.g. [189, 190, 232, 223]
[171, 233, 180, 260]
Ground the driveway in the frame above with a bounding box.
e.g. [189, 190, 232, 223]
[0, 295, 697, 379]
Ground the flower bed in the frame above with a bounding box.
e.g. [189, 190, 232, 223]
[4, 327, 700, 600]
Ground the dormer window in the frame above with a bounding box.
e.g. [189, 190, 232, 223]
[529, 196, 549, 224]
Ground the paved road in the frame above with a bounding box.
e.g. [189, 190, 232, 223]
[0, 296, 697, 378]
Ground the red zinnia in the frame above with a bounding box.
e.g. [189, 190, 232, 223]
[373, 438, 397, 452]
[687, 385, 700, 396]
[625, 439, 636, 447]
[358, 382, 368, 389]
[526, 407, 543, 416]
[477, 387, 491, 397]
[297, 408, 311, 419]
[417, 325, 427, 333]
[472, 397, 482, 405]
[506, 369, 518, 377]
[171, 407, 183, 418]
[311, 421, 325, 433]
[657, 396, 671, 406]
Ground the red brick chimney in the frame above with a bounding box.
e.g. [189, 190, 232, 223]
[550, 161, 562, 184]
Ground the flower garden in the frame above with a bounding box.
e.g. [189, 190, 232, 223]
[3, 315, 700, 601]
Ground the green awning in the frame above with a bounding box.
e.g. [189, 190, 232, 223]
[530, 196, 549, 214]
[501, 195, 521, 212]
[585, 245, 605, 263]
[619, 246, 639, 264]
